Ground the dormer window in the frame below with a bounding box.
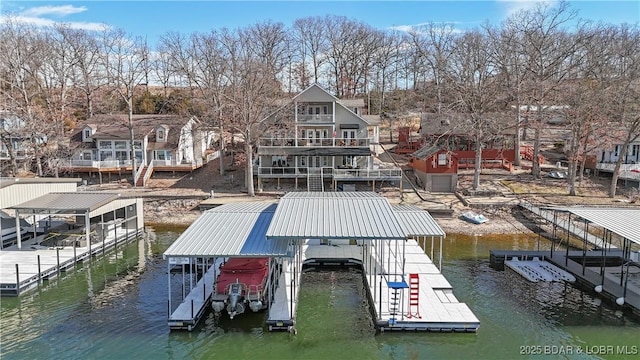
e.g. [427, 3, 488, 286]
[157, 125, 169, 142]
[82, 125, 95, 142]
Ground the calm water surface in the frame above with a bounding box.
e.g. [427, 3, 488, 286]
[1, 228, 638, 360]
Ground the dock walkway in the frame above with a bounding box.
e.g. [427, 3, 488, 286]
[168, 265, 216, 331]
[519, 202, 611, 249]
[0, 228, 142, 296]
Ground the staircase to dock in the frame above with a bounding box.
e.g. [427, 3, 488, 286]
[307, 168, 324, 192]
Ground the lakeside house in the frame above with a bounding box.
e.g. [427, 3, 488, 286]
[256, 83, 401, 191]
[408, 113, 516, 192]
[63, 114, 216, 186]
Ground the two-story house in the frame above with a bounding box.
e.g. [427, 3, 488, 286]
[257, 84, 400, 191]
[1, 112, 34, 175]
[65, 114, 215, 186]
[591, 129, 640, 182]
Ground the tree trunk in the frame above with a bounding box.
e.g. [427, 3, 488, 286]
[246, 141, 255, 196]
[568, 159, 578, 196]
[609, 144, 629, 198]
[532, 127, 541, 179]
[473, 138, 482, 190]
[514, 100, 521, 166]
[128, 100, 138, 187]
[219, 124, 225, 175]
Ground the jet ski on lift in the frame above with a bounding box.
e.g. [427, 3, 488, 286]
[211, 257, 270, 319]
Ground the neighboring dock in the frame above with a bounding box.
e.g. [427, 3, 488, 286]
[490, 249, 640, 318]
[0, 226, 143, 296]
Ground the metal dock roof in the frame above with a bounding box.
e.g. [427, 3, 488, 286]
[266, 191, 406, 240]
[8, 192, 120, 213]
[163, 202, 289, 258]
[565, 207, 640, 246]
[392, 205, 446, 237]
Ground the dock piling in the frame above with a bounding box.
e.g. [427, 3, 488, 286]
[15, 264, 20, 296]
[56, 248, 60, 276]
[37, 255, 42, 285]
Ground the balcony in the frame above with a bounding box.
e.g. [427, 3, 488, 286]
[257, 166, 333, 178]
[256, 165, 402, 180]
[297, 114, 333, 123]
[596, 162, 640, 181]
[258, 137, 370, 147]
[333, 168, 402, 180]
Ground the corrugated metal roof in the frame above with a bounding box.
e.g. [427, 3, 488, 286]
[392, 205, 446, 237]
[9, 192, 120, 212]
[567, 208, 640, 245]
[266, 191, 406, 240]
[163, 202, 289, 258]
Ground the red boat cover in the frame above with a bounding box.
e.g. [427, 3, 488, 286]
[216, 258, 269, 295]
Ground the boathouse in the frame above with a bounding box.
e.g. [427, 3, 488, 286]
[163, 192, 479, 333]
[0, 178, 144, 296]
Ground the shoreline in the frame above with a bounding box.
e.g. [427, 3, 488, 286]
[142, 199, 535, 236]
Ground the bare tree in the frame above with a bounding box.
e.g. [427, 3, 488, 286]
[293, 16, 329, 87]
[447, 29, 508, 190]
[606, 24, 640, 197]
[102, 28, 149, 186]
[510, 1, 581, 178]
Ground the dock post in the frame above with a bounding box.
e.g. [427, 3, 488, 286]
[15, 264, 20, 296]
[191, 299, 194, 320]
[57, 248, 60, 276]
[37, 255, 42, 285]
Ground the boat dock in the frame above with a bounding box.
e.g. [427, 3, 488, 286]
[0, 226, 143, 296]
[367, 240, 479, 332]
[163, 192, 480, 333]
[167, 262, 217, 331]
[490, 249, 640, 318]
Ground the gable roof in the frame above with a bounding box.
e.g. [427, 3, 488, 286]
[265, 83, 371, 126]
[71, 115, 197, 145]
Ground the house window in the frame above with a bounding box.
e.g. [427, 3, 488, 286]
[353, 107, 359, 114]
[114, 140, 127, 149]
[323, 106, 328, 114]
[158, 129, 165, 141]
[437, 153, 447, 166]
[133, 141, 142, 150]
[98, 140, 112, 149]
[83, 129, 91, 140]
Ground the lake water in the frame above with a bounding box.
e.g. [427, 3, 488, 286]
[1, 228, 638, 360]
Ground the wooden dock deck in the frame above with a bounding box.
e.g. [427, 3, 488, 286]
[168, 265, 216, 331]
[367, 240, 480, 332]
[267, 242, 479, 333]
[0, 228, 142, 296]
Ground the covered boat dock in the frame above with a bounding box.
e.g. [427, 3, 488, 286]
[0, 192, 144, 296]
[494, 206, 640, 317]
[164, 192, 479, 333]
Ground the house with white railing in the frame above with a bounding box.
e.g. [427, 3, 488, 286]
[256, 83, 401, 191]
[64, 114, 215, 186]
[594, 139, 640, 182]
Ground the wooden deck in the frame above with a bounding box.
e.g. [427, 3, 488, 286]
[368, 240, 480, 332]
[0, 228, 143, 296]
[168, 265, 217, 331]
[265, 242, 479, 333]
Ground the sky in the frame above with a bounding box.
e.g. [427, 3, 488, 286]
[1, 0, 639, 45]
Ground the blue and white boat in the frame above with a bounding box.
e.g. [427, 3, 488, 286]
[460, 211, 489, 224]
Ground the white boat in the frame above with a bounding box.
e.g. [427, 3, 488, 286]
[460, 211, 488, 224]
